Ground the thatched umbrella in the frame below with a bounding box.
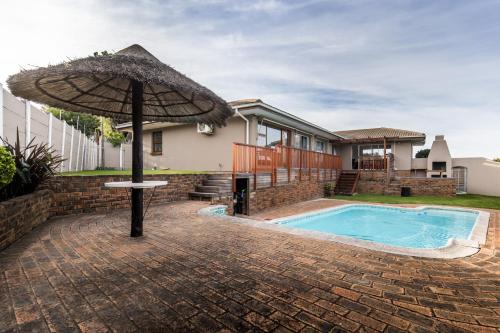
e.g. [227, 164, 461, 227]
[7, 44, 234, 237]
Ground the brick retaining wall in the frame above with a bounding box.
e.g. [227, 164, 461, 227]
[249, 180, 333, 215]
[44, 174, 209, 216]
[356, 171, 387, 195]
[357, 171, 456, 196]
[0, 190, 53, 250]
[399, 177, 456, 196]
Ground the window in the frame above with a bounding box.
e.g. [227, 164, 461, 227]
[315, 140, 326, 153]
[257, 123, 290, 147]
[357, 144, 391, 157]
[295, 134, 309, 150]
[152, 131, 162, 155]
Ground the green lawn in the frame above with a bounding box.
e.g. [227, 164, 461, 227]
[333, 193, 500, 210]
[59, 169, 204, 176]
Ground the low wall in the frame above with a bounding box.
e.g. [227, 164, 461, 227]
[249, 179, 333, 215]
[452, 157, 500, 197]
[45, 174, 209, 216]
[357, 171, 456, 196]
[0, 190, 53, 250]
[398, 178, 456, 196]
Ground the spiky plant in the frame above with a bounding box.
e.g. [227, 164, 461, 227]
[0, 129, 64, 201]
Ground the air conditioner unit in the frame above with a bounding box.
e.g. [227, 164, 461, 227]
[197, 123, 214, 135]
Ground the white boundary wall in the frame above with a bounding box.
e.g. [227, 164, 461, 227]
[452, 157, 500, 197]
[0, 85, 104, 171]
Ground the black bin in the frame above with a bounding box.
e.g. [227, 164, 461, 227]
[401, 187, 411, 197]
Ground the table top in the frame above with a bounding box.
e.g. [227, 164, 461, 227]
[104, 181, 168, 189]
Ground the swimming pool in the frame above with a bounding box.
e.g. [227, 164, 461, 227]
[274, 204, 485, 249]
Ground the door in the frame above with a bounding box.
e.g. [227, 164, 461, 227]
[452, 167, 467, 193]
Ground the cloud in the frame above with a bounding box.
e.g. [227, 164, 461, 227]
[0, 0, 499, 158]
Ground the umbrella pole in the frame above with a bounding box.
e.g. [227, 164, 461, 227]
[131, 79, 143, 237]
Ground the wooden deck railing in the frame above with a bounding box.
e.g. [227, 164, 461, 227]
[359, 157, 387, 170]
[232, 143, 342, 190]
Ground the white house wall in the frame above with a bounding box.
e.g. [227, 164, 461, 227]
[336, 145, 352, 170]
[393, 141, 413, 170]
[139, 117, 246, 171]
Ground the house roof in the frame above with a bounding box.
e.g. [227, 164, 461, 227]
[333, 127, 425, 141]
[229, 99, 344, 140]
[229, 99, 263, 107]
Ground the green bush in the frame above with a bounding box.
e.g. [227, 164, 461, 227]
[324, 182, 335, 197]
[0, 146, 15, 187]
[415, 149, 430, 158]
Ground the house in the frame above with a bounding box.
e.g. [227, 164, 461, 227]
[116, 99, 344, 171]
[116, 99, 500, 197]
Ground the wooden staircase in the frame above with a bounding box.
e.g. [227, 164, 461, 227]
[334, 170, 360, 195]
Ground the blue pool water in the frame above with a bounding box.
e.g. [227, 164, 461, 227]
[278, 205, 478, 248]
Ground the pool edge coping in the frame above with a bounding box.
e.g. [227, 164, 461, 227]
[200, 202, 490, 259]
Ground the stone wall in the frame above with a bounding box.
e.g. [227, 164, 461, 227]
[393, 170, 412, 178]
[356, 171, 387, 195]
[0, 190, 53, 250]
[44, 174, 209, 216]
[249, 179, 333, 215]
[356, 171, 456, 196]
[399, 177, 456, 196]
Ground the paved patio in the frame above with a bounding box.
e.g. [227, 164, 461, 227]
[0, 200, 498, 333]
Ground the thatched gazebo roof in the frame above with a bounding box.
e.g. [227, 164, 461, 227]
[7, 44, 233, 126]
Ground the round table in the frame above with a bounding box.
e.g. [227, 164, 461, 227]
[104, 181, 168, 219]
[104, 181, 169, 189]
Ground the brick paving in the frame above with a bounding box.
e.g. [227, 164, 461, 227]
[0, 200, 498, 333]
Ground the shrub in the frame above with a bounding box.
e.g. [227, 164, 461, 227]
[415, 149, 430, 158]
[494, 157, 500, 162]
[0, 129, 64, 201]
[0, 146, 16, 187]
[324, 182, 335, 197]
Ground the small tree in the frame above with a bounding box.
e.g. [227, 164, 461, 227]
[47, 107, 125, 147]
[102, 118, 126, 147]
[494, 157, 500, 162]
[47, 107, 100, 137]
[415, 149, 431, 158]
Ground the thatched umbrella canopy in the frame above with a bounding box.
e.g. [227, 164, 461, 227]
[7, 44, 234, 237]
[7, 44, 233, 125]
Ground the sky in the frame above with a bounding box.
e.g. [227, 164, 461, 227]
[0, 0, 499, 158]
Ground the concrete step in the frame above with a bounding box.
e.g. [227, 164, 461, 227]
[189, 192, 219, 198]
[196, 185, 221, 193]
[204, 180, 232, 187]
[208, 174, 232, 180]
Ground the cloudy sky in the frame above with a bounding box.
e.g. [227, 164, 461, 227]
[1, 0, 499, 158]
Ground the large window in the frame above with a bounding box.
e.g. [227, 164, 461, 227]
[257, 123, 290, 147]
[315, 140, 326, 153]
[358, 144, 391, 157]
[295, 134, 310, 150]
[152, 131, 162, 155]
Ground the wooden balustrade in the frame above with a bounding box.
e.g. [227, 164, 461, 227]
[359, 157, 387, 170]
[232, 143, 342, 191]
